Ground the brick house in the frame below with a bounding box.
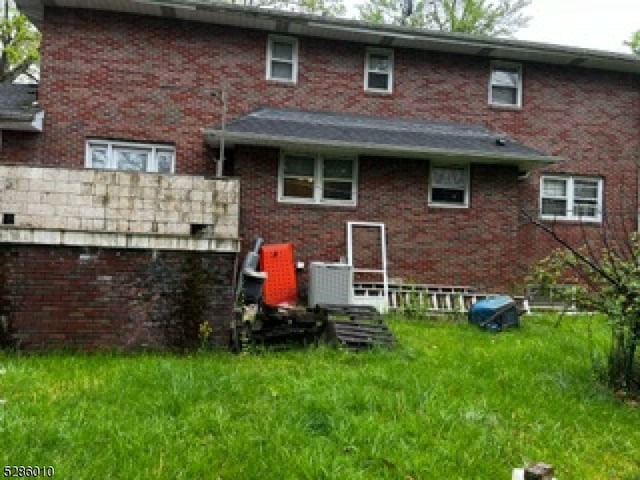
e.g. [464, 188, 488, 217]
[1, 0, 639, 348]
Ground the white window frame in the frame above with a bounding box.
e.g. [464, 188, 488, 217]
[277, 152, 358, 206]
[85, 139, 176, 173]
[488, 61, 523, 108]
[428, 164, 470, 208]
[266, 35, 299, 84]
[540, 175, 603, 223]
[364, 47, 393, 93]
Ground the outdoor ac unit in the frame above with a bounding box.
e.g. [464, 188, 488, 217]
[308, 262, 352, 307]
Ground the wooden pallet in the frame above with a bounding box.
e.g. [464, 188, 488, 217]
[318, 304, 395, 350]
[231, 304, 396, 352]
[328, 320, 395, 350]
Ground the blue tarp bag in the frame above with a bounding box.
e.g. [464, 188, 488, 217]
[468, 295, 520, 331]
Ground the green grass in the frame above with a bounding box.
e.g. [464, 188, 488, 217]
[1, 314, 639, 479]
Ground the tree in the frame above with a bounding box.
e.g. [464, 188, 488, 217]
[358, 0, 531, 37]
[296, 0, 346, 16]
[239, 0, 346, 16]
[0, 0, 40, 83]
[625, 30, 640, 55]
[525, 210, 640, 396]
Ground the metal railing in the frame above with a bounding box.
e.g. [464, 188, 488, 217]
[352, 282, 520, 313]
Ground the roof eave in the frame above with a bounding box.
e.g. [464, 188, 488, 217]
[203, 129, 561, 172]
[16, 0, 640, 75]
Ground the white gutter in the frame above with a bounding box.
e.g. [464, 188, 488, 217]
[203, 128, 562, 172]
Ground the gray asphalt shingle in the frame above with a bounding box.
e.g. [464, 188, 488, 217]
[223, 108, 549, 160]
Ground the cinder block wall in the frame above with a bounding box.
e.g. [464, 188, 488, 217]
[0, 165, 239, 239]
[0, 245, 235, 350]
[4, 6, 639, 293]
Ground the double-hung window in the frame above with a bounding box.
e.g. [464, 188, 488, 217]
[540, 175, 603, 222]
[364, 48, 393, 93]
[429, 165, 470, 208]
[489, 62, 522, 107]
[279, 153, 357, 206]
[267, 35, 298, 83]
[86, 140, 175, 173]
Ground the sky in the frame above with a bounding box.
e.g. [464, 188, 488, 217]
[346, 0, 639, 54]
[516, 0, 639, 54]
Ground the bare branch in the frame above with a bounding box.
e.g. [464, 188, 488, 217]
[520, 209, 624, 290]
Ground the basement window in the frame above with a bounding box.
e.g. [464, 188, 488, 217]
[86, 140, 175, 173]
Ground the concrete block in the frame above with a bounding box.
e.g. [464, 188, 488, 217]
[54, 181, 82, 195]
[65, 217, 82, 230]
[94, 183, 108, 196]
[171, 176, 194, 191]
[27, 203, 55, 217]
[33, 230, 62, 244]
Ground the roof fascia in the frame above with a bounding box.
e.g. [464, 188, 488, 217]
[202, 128, 561, 172]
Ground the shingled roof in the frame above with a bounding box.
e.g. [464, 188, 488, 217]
[0, 82, 43, 132]
[204, 108, 560, 171]
[17, 0, 640, 75]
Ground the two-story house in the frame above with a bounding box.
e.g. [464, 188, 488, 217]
[2, 0, 639, 349]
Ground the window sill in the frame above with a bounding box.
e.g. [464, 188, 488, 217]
[278, 199, 357, 208]
[364, 89, 393, 97]
[266, 79, 298, 87]
[428, 202, 469, 209]
[489, 103, 522, 111]
[539, 216, 602, 225]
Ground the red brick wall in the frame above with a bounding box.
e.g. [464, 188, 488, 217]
[0, 131, 42, 165]
[3, 6, 639, 292]
[0, 245, 235, 350]
[236, 146, 521, 292]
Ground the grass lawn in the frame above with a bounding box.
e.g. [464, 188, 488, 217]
[1, 314, 639, 479]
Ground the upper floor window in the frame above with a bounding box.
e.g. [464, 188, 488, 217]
[489, 62, 522, 108]
[364, 48, 393, 93]
[429, 165, 470, 208]
[278, 153, 357, 206]
[86, 140, 175, 173]
[267, 35, 298, 83]
[540, 175, 603, 222]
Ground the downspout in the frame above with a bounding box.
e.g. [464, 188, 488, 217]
[212, 90, 227, 177]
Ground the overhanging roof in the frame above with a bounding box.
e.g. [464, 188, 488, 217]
[203, 108, 561, 171]
[0, 82, 43, 132]
[17, 0, 640, 75]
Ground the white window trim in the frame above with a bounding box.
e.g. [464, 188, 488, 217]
[277, 152, 358, 206]
[488, 61, 523, 108]
[540, 175, 603, 223]
[266, 35, 299, 84]
[364, 47, 393, 93]
[428, 164, 470, 209]
[85, 139, 176, 173]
